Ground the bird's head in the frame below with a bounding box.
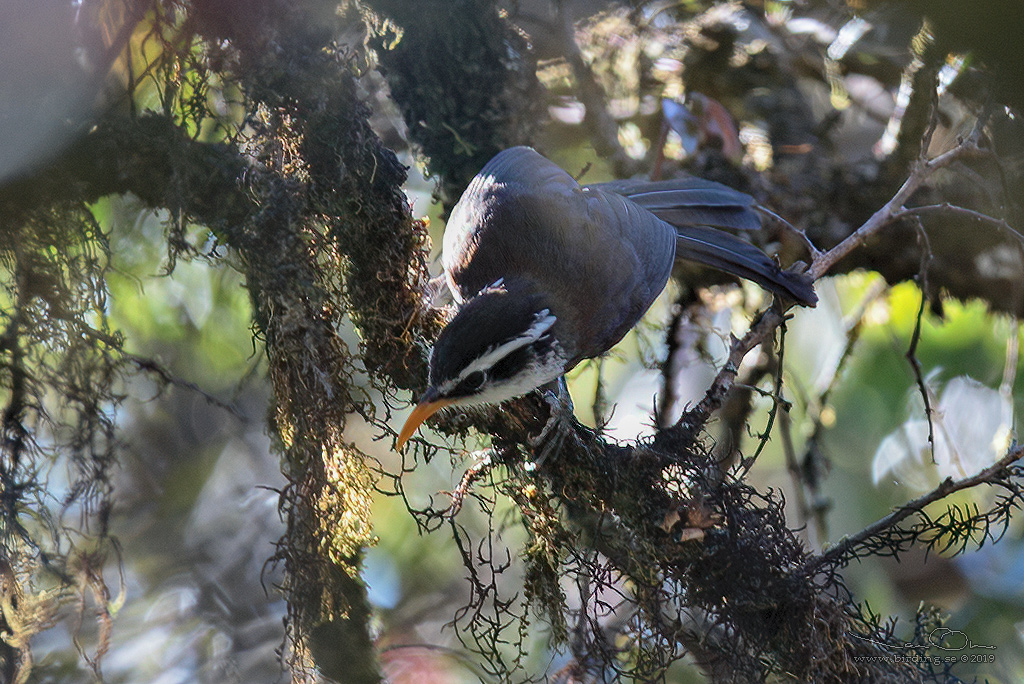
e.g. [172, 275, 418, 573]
[396, 282, 566, 450]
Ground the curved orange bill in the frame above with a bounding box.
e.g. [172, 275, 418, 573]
[395, 396, 453, 451]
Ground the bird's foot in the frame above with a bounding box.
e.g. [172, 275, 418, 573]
[528, 378, 578, 467]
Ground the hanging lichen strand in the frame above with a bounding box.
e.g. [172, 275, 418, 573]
[0, 201, 124, 681]
[0, 1, 432, 681]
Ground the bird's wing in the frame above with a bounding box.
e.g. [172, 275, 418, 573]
[595, 176, 816, 306]
[473, 146, 579, 194]
[443, 147, 581, 302]
[442, 147, 814, 369]
[589, 177, 761, 232]
[473, 150, 680, 359]
[570, 186, 679, 359]
[442, 147, 679, 362]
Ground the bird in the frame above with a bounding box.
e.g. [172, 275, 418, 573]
[396, 146, 816, 450]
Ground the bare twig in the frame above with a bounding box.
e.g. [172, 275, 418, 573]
[904, 220, 935, 461]
[741, 321, 788, 474]
[590, 357, 610, 430]
[124, 352, 249, 422]
[80, 325, 249, 421]
[893, 203, 1024, 245]
[809, 122, 984, 280]
[779, 409, 814, 545]
[757, 206, 822, 259]
[674, 120, 983, 438]
[657, 292, 702, 429]
[811, 444, 1024, 570]
[797, 278, 889, 542]
[711, 362, 775, 470]
[675, 308, 784, 433]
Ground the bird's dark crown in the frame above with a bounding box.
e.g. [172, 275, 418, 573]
[428, 280, 563, 404]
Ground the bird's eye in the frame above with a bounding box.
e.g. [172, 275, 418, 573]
[461, 370, 486, 392]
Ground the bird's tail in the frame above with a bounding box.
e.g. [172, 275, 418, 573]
[675, 226, 817, 306]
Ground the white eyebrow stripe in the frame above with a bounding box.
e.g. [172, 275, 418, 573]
[439, 311, 557, 393]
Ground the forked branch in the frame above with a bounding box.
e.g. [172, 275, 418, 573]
[810, 444, 1024, 571]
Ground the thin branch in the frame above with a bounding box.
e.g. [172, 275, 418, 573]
[77, 319, 250, 421]
[904, 220, 935, 461]
[780, 407, 813, 545]
[671, 120, 984, 439]
[797, 278, 889, 543]
[656, 292, 701, 429]
[810, 444, 1024, 571]
[123, 352, 249, 422]
[592, 357, 609, 430]
[809, 121, 985, 280]
[710, 362, 775, 470]
[756, 206, 822, 259]
[892, 203, 1024, 245]
[674, 308, 784, 433]
[741, 321, 788, 473]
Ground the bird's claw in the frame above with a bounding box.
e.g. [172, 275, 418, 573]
[529, 378, 578, 466]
